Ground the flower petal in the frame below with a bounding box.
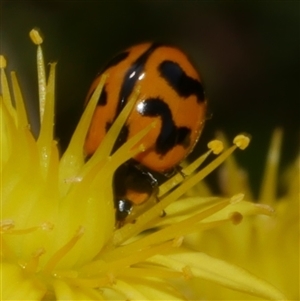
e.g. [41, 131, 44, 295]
[149, 250, 287, 300]
[116, 277, 186, 300]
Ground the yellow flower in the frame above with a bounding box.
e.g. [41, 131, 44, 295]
[0, 29, 287, 300]
[184, 130, 299, 300]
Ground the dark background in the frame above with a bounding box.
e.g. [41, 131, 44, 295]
[1, 1, 299, 196]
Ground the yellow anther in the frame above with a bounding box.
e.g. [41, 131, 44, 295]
[207, 139, 224, 154]
[233, 134, 251, 150]
[29, 28, 44, 45]
[40, 222, 54, 231]
[229, 212, 243, 225]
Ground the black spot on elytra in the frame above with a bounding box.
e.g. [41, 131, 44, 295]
[110, 43, 164, 155]
[101, 51, 129, 73]
[116, 43, 162, 115]
[105, 121, 112, 132]
[158, 60, 205, 102]
[137, 97, 191, 155]
[111, 124, 129, 154]
[97, 85, 107, 106]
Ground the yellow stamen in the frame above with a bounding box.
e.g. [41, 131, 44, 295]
[3, 226, 41, 235]
[106, 121, 156, 171]
[58, 74, 107, 194]
[259, 128, 282, 204]
[159, 150, 211, 198]
[37, 62, 56, 179]
[82, 240, 176, 277]
[1, 57, 17, 126]
[79, 87, 147, 182]
[0, 55, 7, 67]
[107, 199, 231, 261]
[10, 72, 29, 128]
[1, 223, 54, 260]
[43, 227, 84, 274]
[159, 138, 225, 198]
[30, 28, 46, 122]
[80, 121, 156, 192]
[68, 276, 112, 289]
[24, 248, 45, 274]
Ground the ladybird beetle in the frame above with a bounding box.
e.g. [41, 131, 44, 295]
[84, 43, 207, 223]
